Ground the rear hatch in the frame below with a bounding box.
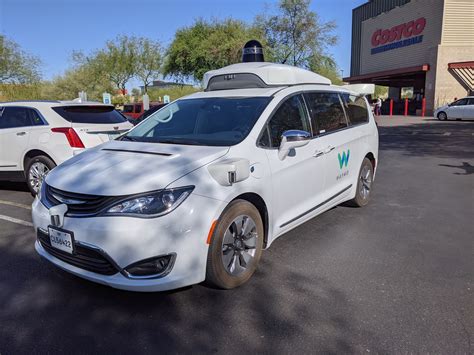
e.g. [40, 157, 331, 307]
[52, 105, 133, 148]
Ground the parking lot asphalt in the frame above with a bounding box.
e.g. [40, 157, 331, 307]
[0, 117, 473, 354]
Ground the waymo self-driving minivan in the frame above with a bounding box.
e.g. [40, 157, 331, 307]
[32, 45, 378, 291]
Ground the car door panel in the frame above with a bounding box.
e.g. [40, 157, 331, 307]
[448, 99, 467, 119]
[260, 94, 326, 234]
[0, 107, 33, 171]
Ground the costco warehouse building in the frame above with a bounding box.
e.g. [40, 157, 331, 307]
[345, 0, 474, 115]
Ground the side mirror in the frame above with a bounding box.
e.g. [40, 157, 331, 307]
[278, 130, 311, 160]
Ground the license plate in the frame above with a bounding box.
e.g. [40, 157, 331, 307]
[48, 227, 74, 254]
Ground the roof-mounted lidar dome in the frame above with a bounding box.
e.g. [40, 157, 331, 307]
[242, 40, 264, 63]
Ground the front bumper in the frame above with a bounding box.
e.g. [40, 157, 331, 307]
[32, 193, 223, 292]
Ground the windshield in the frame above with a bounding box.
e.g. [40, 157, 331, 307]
[122, 97, 272, 146]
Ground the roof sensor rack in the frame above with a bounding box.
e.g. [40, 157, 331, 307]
[203, 40, 332, 91]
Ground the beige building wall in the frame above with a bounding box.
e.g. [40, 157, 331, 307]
[433, 0, 474, 108]
[359, 0, 444, 75]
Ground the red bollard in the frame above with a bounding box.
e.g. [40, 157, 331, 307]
[404, 98, 408, 116]
[421, 97, 426, 117]
[389, 99, 393, 116]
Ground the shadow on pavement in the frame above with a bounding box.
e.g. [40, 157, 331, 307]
[0, 181, 30, 193]
[439, 162, 474, 175]
[378, 120, 474, 159]
[0, 230, 384, 353]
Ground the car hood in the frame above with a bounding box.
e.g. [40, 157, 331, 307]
[45, 140, 229, 196]
[435, 105, 448, 112]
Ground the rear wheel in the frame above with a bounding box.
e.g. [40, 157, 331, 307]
[437, 112, 447, 121]
[25, 155, 55, 196]
[348, 157, 374, 207]
[206, 200, 264, 289]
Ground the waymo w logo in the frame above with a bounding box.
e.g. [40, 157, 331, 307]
[338, 150, 350, 169]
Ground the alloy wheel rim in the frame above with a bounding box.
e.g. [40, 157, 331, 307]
[29, 162, 49, 193]
[221, 215, 258, 276]
[359, 164, 372, 200]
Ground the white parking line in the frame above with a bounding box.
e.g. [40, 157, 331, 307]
[0, 199, 32, 210]
[0, 214, 33, 227]
[443, 132, 451, 136]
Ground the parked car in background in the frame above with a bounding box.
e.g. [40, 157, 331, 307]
[33, 61, 379, 292]
[122, 102, 164, 121]
[435, 96, 474, 120]
[131, 103, 168, 125]
[0, 101, 133, 194]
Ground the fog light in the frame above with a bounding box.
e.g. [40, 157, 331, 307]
[125, 254, 175, 278]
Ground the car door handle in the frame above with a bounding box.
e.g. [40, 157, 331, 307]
[314, 146, 335, 158]
[16, 131, 27, 136]
[323, 145, 335, 154]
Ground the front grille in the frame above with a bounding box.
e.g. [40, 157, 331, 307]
[37, 229, 118, 276]
[44, 184, 115, 216]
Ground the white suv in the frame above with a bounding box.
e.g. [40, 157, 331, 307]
[32, 62, 379, 291]
[0, 101, 132, 194]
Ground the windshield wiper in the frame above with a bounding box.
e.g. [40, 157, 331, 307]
[156, 138, 200, 145]
[120, 135, 139, 141]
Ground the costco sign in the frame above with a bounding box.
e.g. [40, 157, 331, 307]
[371, 17, 426, 54]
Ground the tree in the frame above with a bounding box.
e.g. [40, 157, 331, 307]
[135, 37, 163, 93]
[308, 53, 342, 85]
[255, 0, 337, 68]
[164, 19, 264, 82]
[93, 35, 137, 92]
[44, 53, 115, 101]
[0, 35, 41, 83]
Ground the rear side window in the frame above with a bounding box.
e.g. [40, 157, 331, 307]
[52, 106, 126, 124]
[29, 109, 45, 126]
[134, 105, 142, 113]
[341, 94, 369, 125]
[467, 98, 474, 105]
[304, 92, 347, 135]
[263, 94, 310, 148]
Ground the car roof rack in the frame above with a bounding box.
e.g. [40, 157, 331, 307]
[203, 62, 331, 91]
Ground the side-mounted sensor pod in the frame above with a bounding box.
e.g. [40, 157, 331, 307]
[208, 158, 251, 186]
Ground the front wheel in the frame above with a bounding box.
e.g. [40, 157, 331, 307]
[25, 155, 55, 196]
[348, 157, 374, 207]
[205, 200, 264, 289]
[437, 112, 447, 121]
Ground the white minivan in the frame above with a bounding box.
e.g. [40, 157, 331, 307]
[32, 62, 379, 291]
[0, 101, 132, 194]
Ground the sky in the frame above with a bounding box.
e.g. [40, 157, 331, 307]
[0, 0, 366, 88]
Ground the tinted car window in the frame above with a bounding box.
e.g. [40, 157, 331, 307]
[452, 99, 467, 106]
[52, 106, 127, 124]
[265, 94, 310, 148]
[0, 107, 32, 129]
[341, 94, 369, 125]
[29, 109, 45, 126]
[123, 105, 134, 113]
[466, 98, 474, 105]
[124, 97, 271, 146]
[135, 105, 142, 113]
[304, 92, 347, 135]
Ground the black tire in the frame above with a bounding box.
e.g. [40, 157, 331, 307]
[437, 111, 447, 121]
[205, 200, 264, 289]
[348, 157, 374, 207]
[25, 155, 56, 196]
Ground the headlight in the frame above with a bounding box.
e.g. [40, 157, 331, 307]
[103, 186, 194, 217]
